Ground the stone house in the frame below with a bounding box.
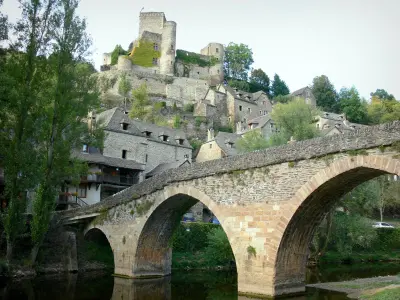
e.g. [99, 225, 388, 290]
[316, 112, 367, 136]
[58, 107, 192, 208]
[213, 84, 273, 129]
[290, 86, 317, 107]
[237, 114, 279, 140]
[196, 129, 241, 163]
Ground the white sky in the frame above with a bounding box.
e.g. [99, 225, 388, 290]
[2, 0, 400, 99]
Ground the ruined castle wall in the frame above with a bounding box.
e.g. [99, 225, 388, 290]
[160, 21, 176, 76]
[175, 61, 212, 80]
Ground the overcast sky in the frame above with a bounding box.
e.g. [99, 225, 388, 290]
[2, 0, 399, 99]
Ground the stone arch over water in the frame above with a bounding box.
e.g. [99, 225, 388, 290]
[132, 186, 238, 277]
[274, 155, 400, 293]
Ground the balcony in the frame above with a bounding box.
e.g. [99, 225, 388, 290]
[81, 174, 103, 182]
[102, 174, 137, 186]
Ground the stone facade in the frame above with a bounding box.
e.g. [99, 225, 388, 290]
[62, 121, 400, 298]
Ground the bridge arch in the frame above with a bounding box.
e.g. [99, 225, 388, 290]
[132, 185, 238, 277]
[274, 155, 400, 293]
[84, 227, 115, 269]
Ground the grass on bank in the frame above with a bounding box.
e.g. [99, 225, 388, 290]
[360, 287, 400, 299]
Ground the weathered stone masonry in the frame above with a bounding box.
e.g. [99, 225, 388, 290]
[62, 121, 400, 298]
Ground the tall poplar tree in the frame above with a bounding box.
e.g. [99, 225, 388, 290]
[30, 0, 100, 263]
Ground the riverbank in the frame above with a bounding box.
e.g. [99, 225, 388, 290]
[307, 275, 400, 299]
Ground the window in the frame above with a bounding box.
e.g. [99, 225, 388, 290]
[82, 144, 88, 153]
[177, 139, 184, 145]
[239, 105, 242, 111]
[161, 135, 168, 142]
[153, 43, 158, 51]
[260, 110, 262, 115]
[171, 44, 174, 50]
[122, 150, 127, 159]
[270, 123, 274, 129]
[209, 144, 212, 148]
[248, 108, 251, 113]
[78, 184, 87, 198]
[122, 123, 128, 130]
[145, 154, 148, 163]
[263, 111, 267, 115]
[152, 58, 158, 65]
[316, 123, 320, 129]
[216, 48, 219, 53]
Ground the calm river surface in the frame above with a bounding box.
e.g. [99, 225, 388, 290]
[1, 263, 400, 299]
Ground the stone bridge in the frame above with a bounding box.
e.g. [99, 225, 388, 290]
[62, 121, 400, 298]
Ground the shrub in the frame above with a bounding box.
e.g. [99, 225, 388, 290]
[153, 101, 166, 111]
[171, 223, 219, 252]
[204, 227, 235, 265]
[184, 103, 195, 113]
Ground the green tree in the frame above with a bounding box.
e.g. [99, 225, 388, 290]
[236, 130, 269, 153]
[0, 0, 7, 41]
[367, 96, 400, 124]
[110, 44, 127, 65]
[172, 115, 181, 129]
[204, 227, 235, 265]
[128, 83, 150, 120]
[223, 42, 254, 81]
[30, 0, 101, 264]
[311, 75, 339, 112]
[227, 79, 250, 92]
[118, 72, 132, 111]
[0, 0, 56, 261]
[338, 87, 369, 124]
[370, 89, 395, 101]
[270, 98, 320, 144]
[270, 74, 289, 97]
[249, 68, 270, 94]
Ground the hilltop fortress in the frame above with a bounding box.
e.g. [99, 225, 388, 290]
[98, 11, 273, 130]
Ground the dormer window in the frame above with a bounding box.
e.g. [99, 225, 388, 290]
[226, 141, 234, 148]
[160, 134, 169, 142]
[245, 95, 251, 100]
[143, 130, 152, 137]
[122, 123, 128, 130]
[176, 138, 184, 145]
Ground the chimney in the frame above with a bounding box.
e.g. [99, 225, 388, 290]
[207, 128, 215, 141]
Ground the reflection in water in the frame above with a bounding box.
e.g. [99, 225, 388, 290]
[1, 263, 400, 299]
[111, 276, 171, 300]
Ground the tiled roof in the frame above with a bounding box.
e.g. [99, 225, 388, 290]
[291, 87, 309, 96]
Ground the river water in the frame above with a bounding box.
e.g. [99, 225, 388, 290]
[1, 263, 400, 299]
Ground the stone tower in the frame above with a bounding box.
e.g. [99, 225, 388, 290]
[138, 12, 176, 76]
[160, 21, 176, 76]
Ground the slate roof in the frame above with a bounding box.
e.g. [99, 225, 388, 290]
[247, 114, 272, 128]
[72, 150, 145, 170]
[291, 87, 310, 96]
[213, 132, 241, 157]
[145, 159, 190, 178]
[96, 108, 192, 149]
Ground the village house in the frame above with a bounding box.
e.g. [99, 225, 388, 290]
[316, 111, 367, 136]
[58, 107, 192, 209]
[237, 114, 279, 140]
[196, 129, 241, 163]
[290, 86, 317, 107]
